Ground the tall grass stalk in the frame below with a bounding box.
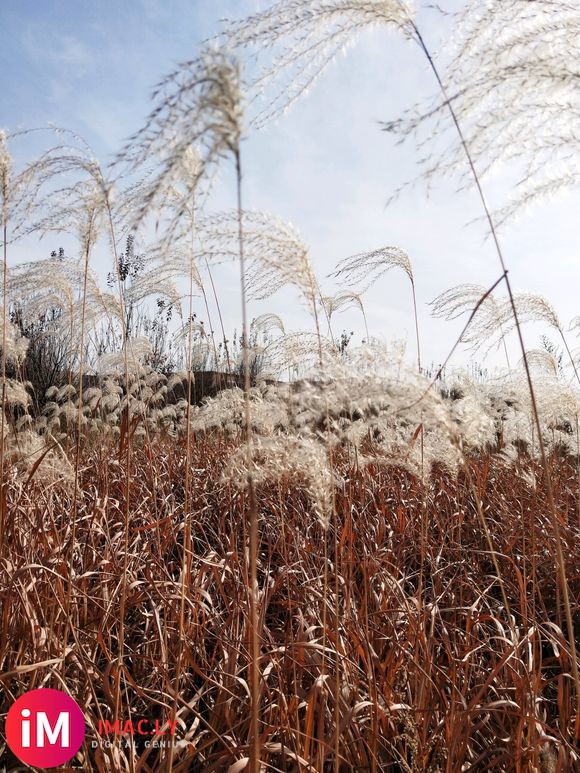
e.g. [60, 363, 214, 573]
[65, 203, 97, 655]
[168, 184, 201, 772]
[409, 19, 580, 726]
[235, 147, 261, 773]
[104, 193, 134, 742]
[204, 256, 232, 373]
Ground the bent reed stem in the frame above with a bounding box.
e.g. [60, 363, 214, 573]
[235, 148, 261, 773]
[409, 19, 580, 726]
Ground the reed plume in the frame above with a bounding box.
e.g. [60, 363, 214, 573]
[122, 47, 243, 229]
[332, 246, 420, 368]
[383, 1, 580, 225]
[222, 0, 414, 128]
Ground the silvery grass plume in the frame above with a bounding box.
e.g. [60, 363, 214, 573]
[432, 284, 578, 373]
[31, 143, 176, 305]
[191, 344, 501, 479]
[30, 144, 187, 383]
[4, 428, 74, 484]
[2, 380, 30, 413]
[121, 48, 243, 228]
[189, 384, 288, 437]
[250, 313, 286, 338]
[332, 246, 413, 292]
[285, 353, 495, 476]
[27, 138, 122, 239]
[123, 143, 205, 240]
[222, 435, 334, 528]
[38, 378, 125, 438]
[0, 313, 28, 365]
[197, 210, 321, 310]
[23, 143, 122, 304]
[321, 291, 368, 339]
[486, 372, 580, 456]
[430, 282, 507, 354]
[134, 147, 205, 292]
[129, 147, 227, 378]
[261, 331, 337, 380]
[521, 349, 561, 379]
[385, 0, 580, 224]
[125, 146, 204, 296]
[96, 336, 153, 377]
[221, 0, 415, 128]
[531, 375, 580, 455]
[0, 129, 73, 483]
[0, 129, 69, 242]
[21, 144, 136, 399]
[331, 246, 420, 367]
[64, 369, 171, 435]
[9, 255, 119, 352]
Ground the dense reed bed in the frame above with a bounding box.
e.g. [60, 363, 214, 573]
[0, 424, 578, 771]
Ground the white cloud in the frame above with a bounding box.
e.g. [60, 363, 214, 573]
[50, 35, 92, 69]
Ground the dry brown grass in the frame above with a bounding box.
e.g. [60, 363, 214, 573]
[0, 431, 578, 771]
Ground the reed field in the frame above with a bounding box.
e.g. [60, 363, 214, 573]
[0, 1, 579, 771]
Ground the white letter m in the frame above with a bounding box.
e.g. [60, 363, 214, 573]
[36, 712, 70, 747]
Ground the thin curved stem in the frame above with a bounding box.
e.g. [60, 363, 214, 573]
[410, 278, 421, 372]
[410, 19, 579, 724]
[235, 148, 261, 773]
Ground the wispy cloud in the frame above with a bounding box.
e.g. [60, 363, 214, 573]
[22, 26, 93, 75]
[50, 35, 92, 69]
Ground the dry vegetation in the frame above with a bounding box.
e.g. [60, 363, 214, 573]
[1, 368, 579, 771]
[1, 419, 578, 770]
[1, 1, 580, 771]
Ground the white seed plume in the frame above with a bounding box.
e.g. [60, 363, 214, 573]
[250, 313, 286, 338]
[432, 284, 568, 356]
[332, 246, 414, 293]
[222, 0, 415, 128]
[222, 435, 334, 528]
[197, 210, 321, 309]
[321, 291, 364, 319]
[122, 47, 243, 225]
[388, 1, 580, 223]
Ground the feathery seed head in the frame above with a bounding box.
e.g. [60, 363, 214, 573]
[332, 246, 414, 293]
[123, 47, 244, 225]
[222, 0, 415, 127]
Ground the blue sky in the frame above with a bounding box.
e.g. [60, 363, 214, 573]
[2, 0, 578, 371]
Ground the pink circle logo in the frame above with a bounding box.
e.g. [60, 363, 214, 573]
[5, 688, 85, 768]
